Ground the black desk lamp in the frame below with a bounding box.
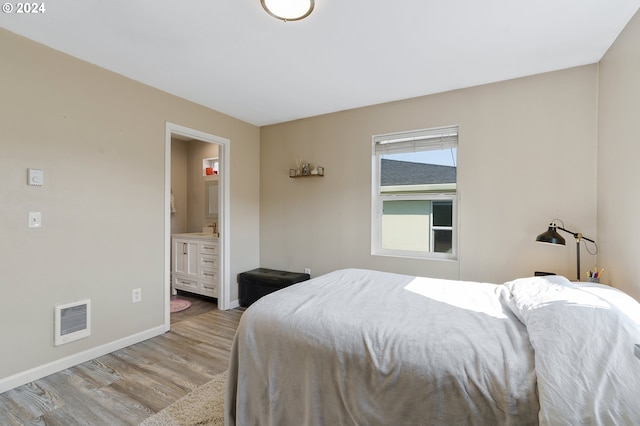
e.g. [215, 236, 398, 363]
[536, 220, 598, 281]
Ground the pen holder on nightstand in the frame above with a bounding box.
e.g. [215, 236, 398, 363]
[586, 267, 604, 283]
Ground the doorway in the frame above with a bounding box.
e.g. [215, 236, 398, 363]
[164, 122, 231, 331]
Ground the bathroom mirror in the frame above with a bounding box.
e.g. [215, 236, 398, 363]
[205, 179, 219, 219]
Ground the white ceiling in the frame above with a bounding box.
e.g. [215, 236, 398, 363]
[1, 1, 639, 126]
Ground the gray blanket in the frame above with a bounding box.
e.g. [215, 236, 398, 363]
[226, 268, 539, 425]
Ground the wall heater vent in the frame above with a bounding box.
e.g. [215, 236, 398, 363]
[54, 299, 91, 346]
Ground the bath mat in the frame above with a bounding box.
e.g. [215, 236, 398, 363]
[170, 298, 192, 313]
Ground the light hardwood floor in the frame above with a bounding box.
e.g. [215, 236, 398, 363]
[0, 292, 244, 425]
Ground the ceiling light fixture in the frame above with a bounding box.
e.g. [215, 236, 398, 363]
[261, 0, 314, 22]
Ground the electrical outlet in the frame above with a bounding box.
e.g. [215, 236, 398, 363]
[132, 288, 142, 303]
[304, 268, 311, 275]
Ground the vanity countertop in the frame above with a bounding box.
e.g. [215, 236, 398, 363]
[171, 232, 219, 240]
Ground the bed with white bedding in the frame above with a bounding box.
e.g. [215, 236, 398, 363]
[225, 268, 640, 425]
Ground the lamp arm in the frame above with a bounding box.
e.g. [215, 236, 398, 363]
[556, 226, 596, 244]
[542, 221, 598, 281]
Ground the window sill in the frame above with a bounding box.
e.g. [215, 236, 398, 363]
[371, 251, 458, 261]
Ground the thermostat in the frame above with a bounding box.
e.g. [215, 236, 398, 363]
[28, 168, 44, 186]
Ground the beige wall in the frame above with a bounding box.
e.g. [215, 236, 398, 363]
[171, 138, 219, 234]
[171, 139, 188, 234]
[260, 65, 598, 284]
[0, 29, 260, 381]
[186, 140, 219, 233]
[598, 10, 640, 298]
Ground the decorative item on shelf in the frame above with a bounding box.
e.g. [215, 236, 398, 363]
[203, 157, 219, 177]
[535, 219, 598, 281]
[295, 158, 303, 176]
[290, 163, 324, 178]
[587, 266, 604, 283]
[310, 166, 325, 176]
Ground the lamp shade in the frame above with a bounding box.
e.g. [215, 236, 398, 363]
[261, 0, 314, 21]
[536, 224, 566, 245]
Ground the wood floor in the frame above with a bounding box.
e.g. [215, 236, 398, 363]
[0, 292, 244, 425]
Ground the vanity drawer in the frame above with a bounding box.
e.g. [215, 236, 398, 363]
[174, 276, 198, 291]
[200, 264, 218, 298]
[200, 253, 219, 269]
[200, 267, 218, 284]
[200, 241, 219, 256]
[200, 281, 217, 297]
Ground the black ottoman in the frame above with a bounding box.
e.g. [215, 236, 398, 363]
[238, 268, 310, 307]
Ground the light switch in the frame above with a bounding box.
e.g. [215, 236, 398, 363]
[28, 168, 44, 186]
[28, 212, 42, 228]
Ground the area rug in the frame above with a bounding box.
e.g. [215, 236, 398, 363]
[170, 298, 192, 313]
[140, 370, 226, 426]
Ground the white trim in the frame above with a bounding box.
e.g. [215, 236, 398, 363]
[382, 183, 457, 193]
[0, 325, 165, 393]
[165, 123, 232, 322]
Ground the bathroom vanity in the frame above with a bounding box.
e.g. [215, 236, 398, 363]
[171, 233, 219, 298]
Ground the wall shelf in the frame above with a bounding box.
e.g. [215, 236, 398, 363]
[290, 174, 323, 179]
[289, 166, 324, 178]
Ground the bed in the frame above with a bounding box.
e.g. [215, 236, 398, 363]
[225, 268, 640, 425]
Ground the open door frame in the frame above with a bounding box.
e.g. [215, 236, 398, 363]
[164, 122, 231, 331]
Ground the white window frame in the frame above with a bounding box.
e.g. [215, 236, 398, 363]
[371, 126, 458, 260]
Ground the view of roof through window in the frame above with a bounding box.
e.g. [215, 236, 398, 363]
[381, 148, 457, 187]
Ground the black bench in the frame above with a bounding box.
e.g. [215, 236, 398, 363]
[238, 268, 310, 307]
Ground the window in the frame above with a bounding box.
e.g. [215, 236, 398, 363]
[371, 126, 458, 259]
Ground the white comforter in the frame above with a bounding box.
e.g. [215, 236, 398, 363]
[504, 275, 640, 424]
[226, 269, 640, 425]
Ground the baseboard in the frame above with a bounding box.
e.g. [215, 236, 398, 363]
[0, 325, 166, 394]
[228, 298, 240, 309]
